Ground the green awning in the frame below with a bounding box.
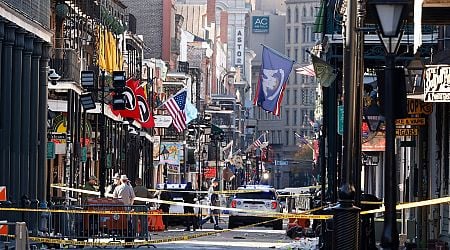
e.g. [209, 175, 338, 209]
[211, 124, 224, 135]
[314, 1, 325, 33]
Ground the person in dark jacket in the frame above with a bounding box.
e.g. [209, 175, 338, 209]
[182, 182, 198, 231]
[159, 184, 172, 230]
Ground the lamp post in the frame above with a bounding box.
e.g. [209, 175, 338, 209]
[161, 145, 169, 183]
[371, 0, 408, 248]
[202, 148, 207, 185]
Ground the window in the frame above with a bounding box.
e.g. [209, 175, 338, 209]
[286, 49, 290, 58]
[311, 7, 314, 17]
[303, 47, 308, 62]
[285, 130, 290, 145]
[287, 8, 291, 23]
[286, 90, 290, 105]
[295, 7, 299, 23]
[294, 89, 298, 104]
[287, 28, 291, 44]
[285, 109, 289, 126]
[303, 7, 307, 17]
[293, 110, 297, 126]
[294, 71, 298, 84]
[295, 28, 299, 43]
[301, 89, 306, 104]
[302, 26, 306, 42]
[302, 110, 308, 126]
[294, 49, 298, 62]
[310, 110, 315, 121]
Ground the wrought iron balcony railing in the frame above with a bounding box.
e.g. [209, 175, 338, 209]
[50, 48, 81, 83]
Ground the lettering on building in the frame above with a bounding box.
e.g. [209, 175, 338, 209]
[395, 128, 418, 136]
[424, 65, 450, 102]
[235, 28, 244, 66]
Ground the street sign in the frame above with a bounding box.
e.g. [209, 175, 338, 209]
[47, 142, 55, 159]
[400, 140, 416, 147]
[338, 105, 344, 135]
[395, 118, 426, 126]
[81, 147, 87, 163]
[396, 128, 418, 136]
[407, 99, 433, 114]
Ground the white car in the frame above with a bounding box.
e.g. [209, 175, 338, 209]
[228, 185, 283, 230]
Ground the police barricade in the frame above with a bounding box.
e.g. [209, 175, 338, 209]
[41, 198, 149, 244]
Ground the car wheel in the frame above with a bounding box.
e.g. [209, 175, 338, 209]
[228, 216, 238, 229]
[273, 219, 283, 230]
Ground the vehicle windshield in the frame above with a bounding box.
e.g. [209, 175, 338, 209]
[235, 191, 276, 200]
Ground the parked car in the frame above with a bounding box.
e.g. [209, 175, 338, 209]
[228, 185, 283, 230]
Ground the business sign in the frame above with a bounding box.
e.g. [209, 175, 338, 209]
[395, 118, 426, 126]
[252, 16, 269, 33]
[424, 65, 450, 102]
[154, 115, 173, 128]
[274, 160, 288, 166]
[152, 136, 161, 161]
[407, 99, 433, 114]
[362, 131, 385, 152]
[396, 128, 418, 136]
[235, 28, 244, 65]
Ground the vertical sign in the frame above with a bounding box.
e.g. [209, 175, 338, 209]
[235, 28, 244, 66]
[47, 142, 55, 159]
[338, 105, 344, 135]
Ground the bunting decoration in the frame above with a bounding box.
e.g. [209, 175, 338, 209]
[111, 78, 141, 120]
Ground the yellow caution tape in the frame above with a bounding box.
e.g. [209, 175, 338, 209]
[361, 196, 450, 215]
[50, 185, 331, 219]
[6, 218, 283, 247]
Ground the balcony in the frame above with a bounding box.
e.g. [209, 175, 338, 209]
[50, 48, 81, 84]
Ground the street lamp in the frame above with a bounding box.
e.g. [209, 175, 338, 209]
[201, 148, 207, 185]
[371, 0, 408, 248]
[220, 67, 237, 94]
[161, 145, 169, 183]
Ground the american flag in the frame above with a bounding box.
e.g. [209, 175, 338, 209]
[164, 89, 187, 132]
[252, 134, 266, 148]
[294, 132, 309, 145]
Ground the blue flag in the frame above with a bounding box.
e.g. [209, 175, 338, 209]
[253, 45, 294, 116]
[185, 101, 198, 124]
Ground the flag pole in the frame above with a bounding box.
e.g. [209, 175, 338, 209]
[260, 43, 295, 63]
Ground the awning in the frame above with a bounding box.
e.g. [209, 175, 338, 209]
[48, 99, 123, 121]
[211, 123, 224, 135]
[313, 0, 325, 34]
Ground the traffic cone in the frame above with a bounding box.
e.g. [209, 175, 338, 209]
[153, 210, 165, 231]
[0, 224, 8, 236]
[148, 210, 165, 231]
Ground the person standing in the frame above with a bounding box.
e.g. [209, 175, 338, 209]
[182, 182, 198, 231]
[159, 184, 172, 230]
[133, 177, 151, 206]
[82, 175, 97, 204]
[113, 175, 136, 206]
[199, 178, 222, 230]
[106, 173, 120, 195]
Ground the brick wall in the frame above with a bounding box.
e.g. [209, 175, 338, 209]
[122, 0, 163, 59]
[207, 0, 215, 25]
[220, 11, 228, 44]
